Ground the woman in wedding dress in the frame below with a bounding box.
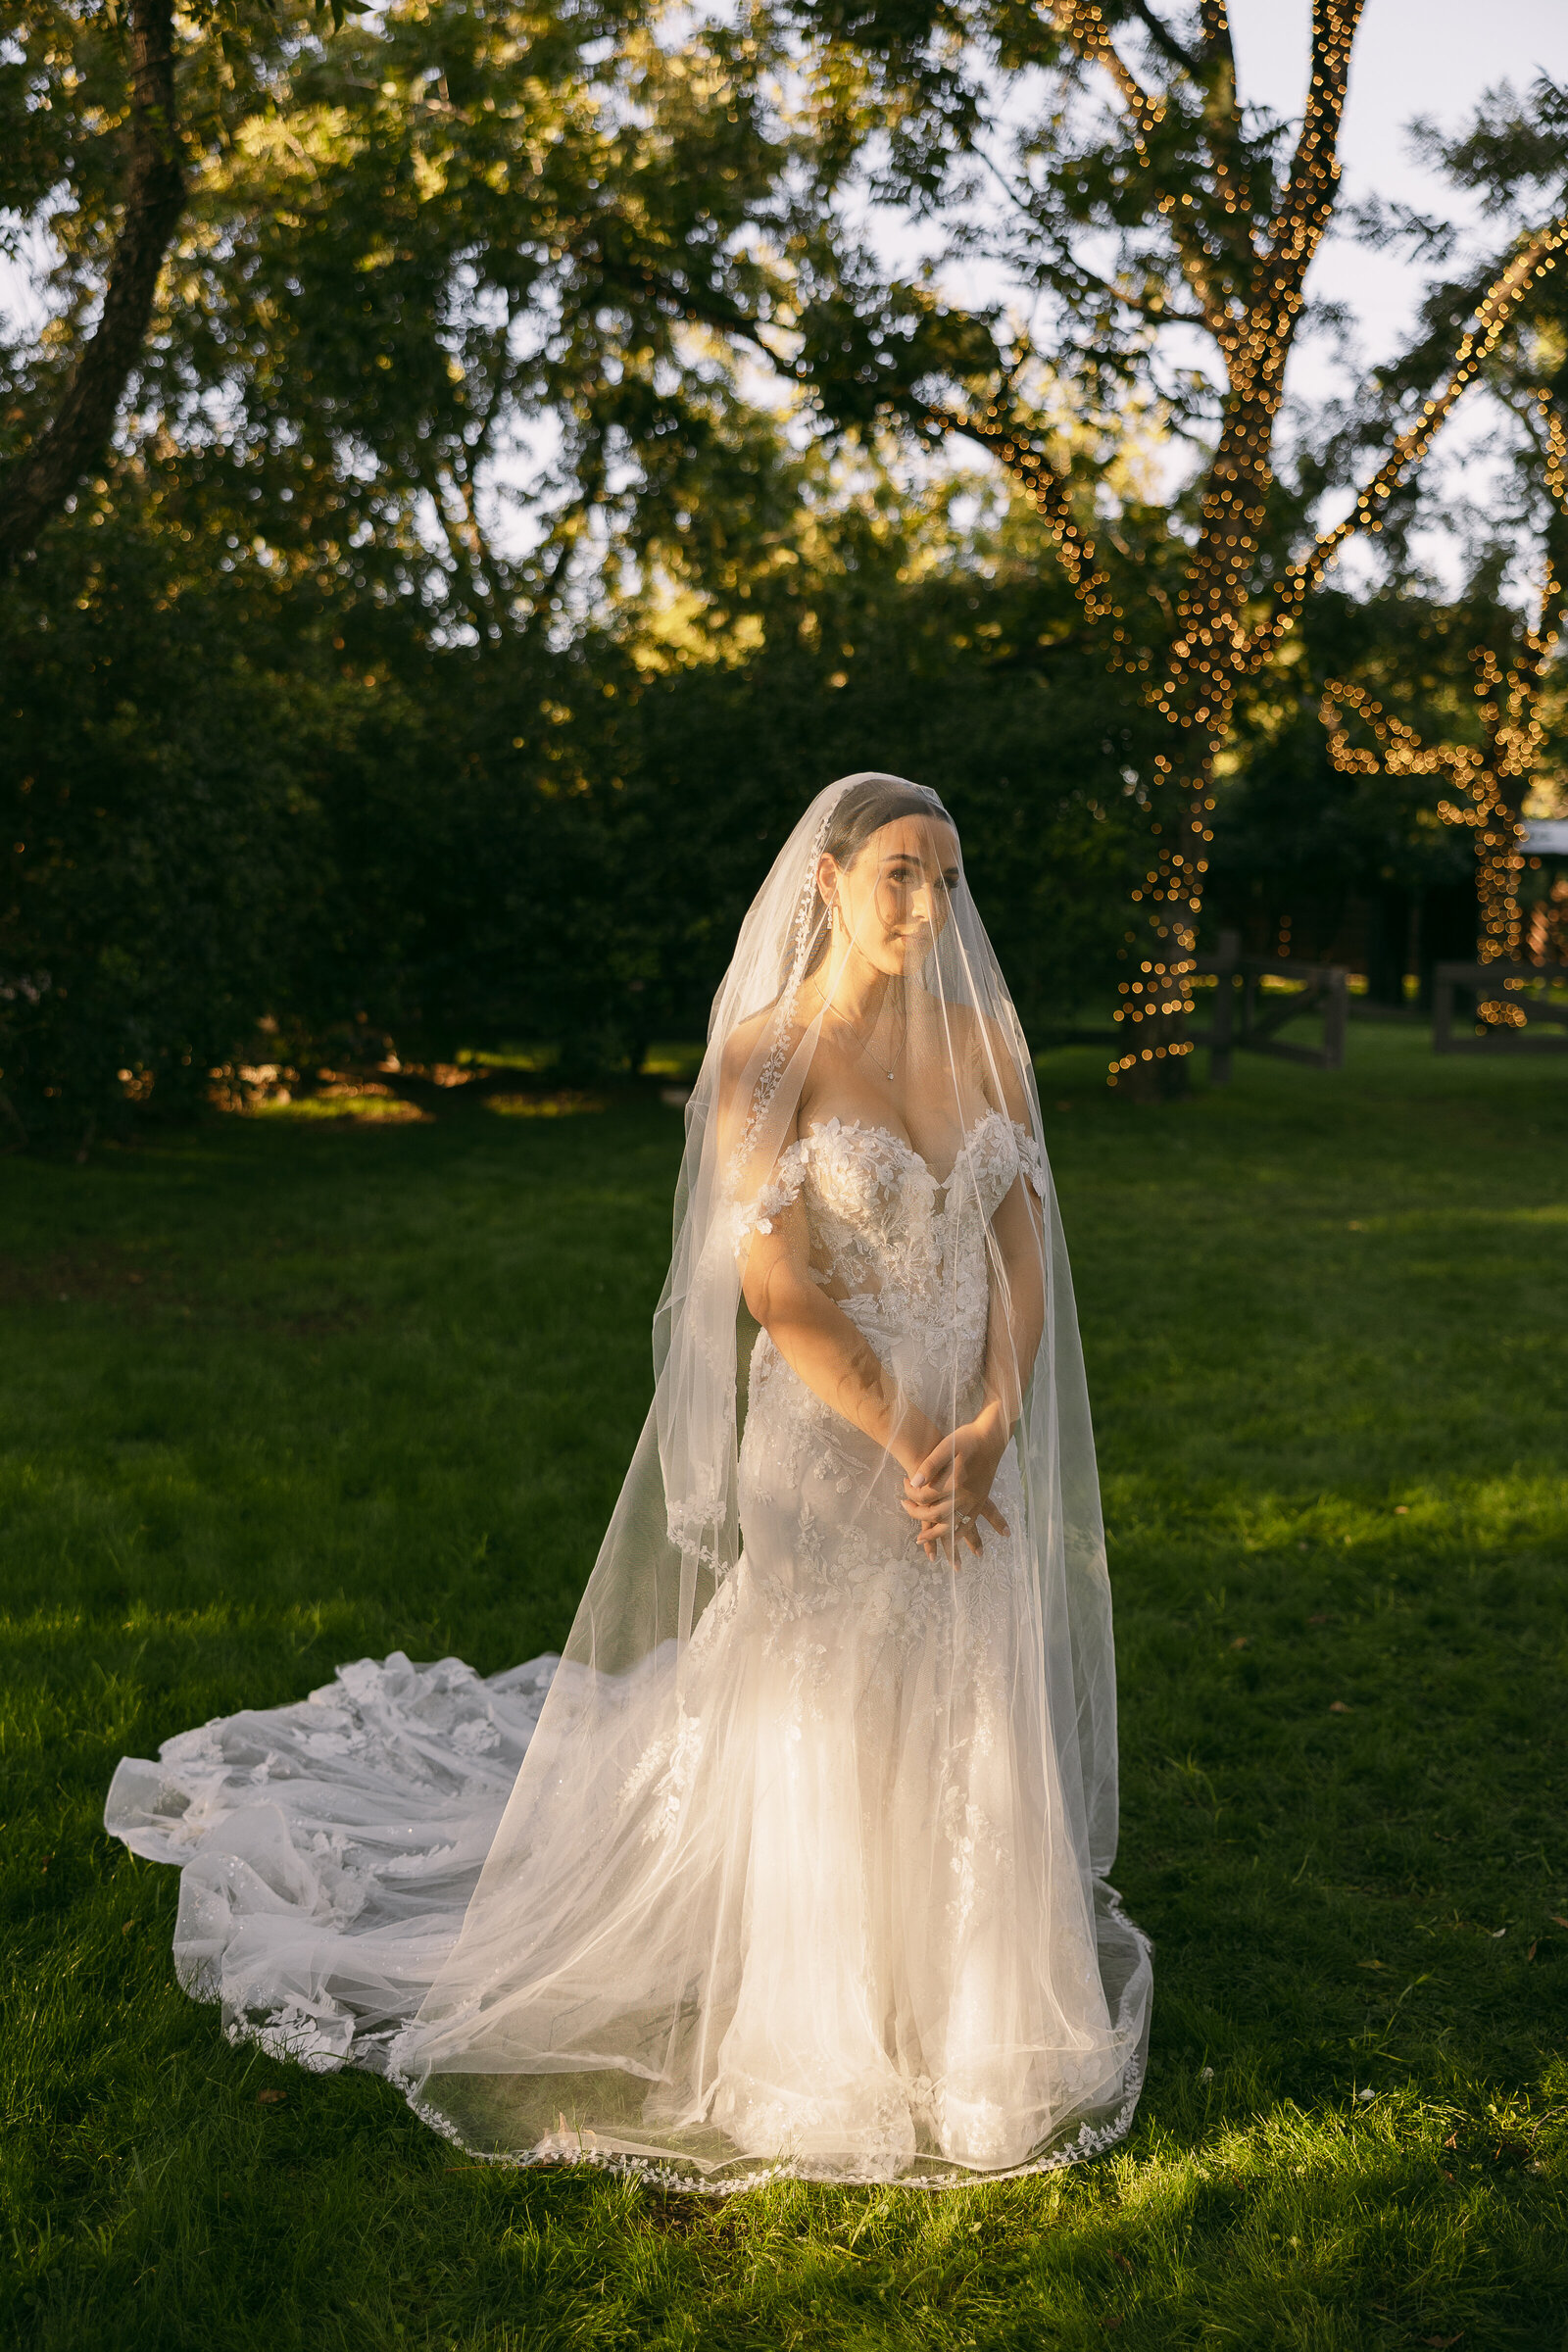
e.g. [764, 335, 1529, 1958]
[107, 772, 1152, 2188]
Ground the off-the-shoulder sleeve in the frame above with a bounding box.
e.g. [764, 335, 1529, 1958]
[728, 1139, 808, 1253]
[1010, 1120, 1047, 1199]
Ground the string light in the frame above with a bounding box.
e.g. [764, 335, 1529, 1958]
[1264, 228, 1568, 656]
[928, 8, 1568, 1090]
[1322, 391, 1568, 1025]
[1321, 504, 1563, 1023]
[1322, 664, 1544, 1023]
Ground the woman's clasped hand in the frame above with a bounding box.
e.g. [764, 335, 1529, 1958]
[901, 1399, 1012, 1563]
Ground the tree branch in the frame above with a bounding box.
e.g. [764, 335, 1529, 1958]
[1055, 4, 1242, 335]
[1199, 3, 1235, 78]
[1261, 0, 1361, 300]
[1124, 2, 1200, 77]
[574, 237, 791, 376]
[419, 463, 500, 644]
[1195, 1, 1252, 271]
[1053, 3, 1162, 146]
[0, 0, 185, 564]
[450, 453, 515, 643]
[1251, 214, 1568, 660]
[1535, 396, 1568, 650]
[935, 398, 1117, 619]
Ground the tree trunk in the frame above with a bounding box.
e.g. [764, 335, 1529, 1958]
[1111, 719, 1220, 1102]
[0, 0, 184, 564]
[1108, 388, 1276, 1102]
[1364, 885, 1411, 1007]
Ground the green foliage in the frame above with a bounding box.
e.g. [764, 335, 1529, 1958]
[0, 499, 337, 1142]
[1208, 591, 1489, 959]
[600, 534, 1161, 1045]
[2, 0, 826, 627]
[0, 0, 294, 456]
[144, 0, 810, 628]
[2, 466, 1160, 1129]
[4, 5, 1565, 1134]
[3, 1031, 1567, 2345]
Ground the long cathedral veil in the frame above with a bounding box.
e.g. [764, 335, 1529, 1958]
[382, 773, 1151, 2180]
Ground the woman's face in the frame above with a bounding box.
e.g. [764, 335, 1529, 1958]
[821, 816, 961, 979]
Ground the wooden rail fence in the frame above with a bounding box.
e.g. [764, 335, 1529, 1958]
[1037, 932, 1348, 1084]
[1188, 932, 1348, 1085]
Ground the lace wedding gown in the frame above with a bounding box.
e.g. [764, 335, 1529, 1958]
[107, 1105, 1151, 2187]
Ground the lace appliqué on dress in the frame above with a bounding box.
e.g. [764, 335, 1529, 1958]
[727, 1139, 808, 1252]
[104, 1652, 557, 2075]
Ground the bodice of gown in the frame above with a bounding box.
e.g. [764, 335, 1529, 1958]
[736, 1107, 1044, 1418]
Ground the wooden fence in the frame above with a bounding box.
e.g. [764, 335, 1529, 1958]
[1038, 932, 1348, 1084]
[1188, 932, 1348, 1085]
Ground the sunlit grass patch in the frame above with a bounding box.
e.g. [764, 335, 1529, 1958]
[254, 1086, 430, 1123]
[456, 1043, 561, 1073]
[484, 1090, 608, 1118]
[640, 1042, 705, 1081]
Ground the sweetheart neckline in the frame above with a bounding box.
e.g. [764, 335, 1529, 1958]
[799, 1106, 1013, 1192]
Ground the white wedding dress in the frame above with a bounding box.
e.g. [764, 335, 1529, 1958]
[107, 772, 1152, 2188]
[107, 1105, 1149, 2185]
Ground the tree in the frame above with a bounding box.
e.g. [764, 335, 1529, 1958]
[0, 0, 857, 1138]
[714, 1, 1563, 1094]
[1319, 441, 1565, 1006]
[0, 0, 186, 561]
[1316, 373, 1568, 1008]
[9, 0, 1566, 1124]
[1314, 70, 1568, 1006]
[1189, 586, 1480, 996]
[0, 0, 382, 564]
[64, 0, 846, 647]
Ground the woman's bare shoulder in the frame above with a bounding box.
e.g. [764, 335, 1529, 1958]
[716, 999, 811, 1158]
[720, 999, 804, 1087]
[722, 1004, 776, 1073]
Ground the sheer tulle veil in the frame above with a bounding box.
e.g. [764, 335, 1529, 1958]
[386, 771, 1150, 2178]
[105, 769, 1151, 2189]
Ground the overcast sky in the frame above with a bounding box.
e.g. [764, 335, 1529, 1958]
[1230, 0, 1566, 586]
[1235, 0, 1565, 360]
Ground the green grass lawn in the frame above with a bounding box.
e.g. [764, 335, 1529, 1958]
[3, 1024, 1567, 2350]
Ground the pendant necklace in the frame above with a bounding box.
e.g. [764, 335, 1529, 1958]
[832, 992, 902, 1084]
[820, 912, 902, 1081]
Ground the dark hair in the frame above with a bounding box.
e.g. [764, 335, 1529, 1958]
[802, 776, 956, 977]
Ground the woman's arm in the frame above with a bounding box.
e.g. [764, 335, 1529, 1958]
[904, 1029, 1047, 1560]
[741, 1201, 945, 1483]
[978, 1157, 1047, 1436]
[718, 1017, 946, 1507]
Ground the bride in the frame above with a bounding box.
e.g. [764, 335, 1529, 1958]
[107, 772, 1152, 2188]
